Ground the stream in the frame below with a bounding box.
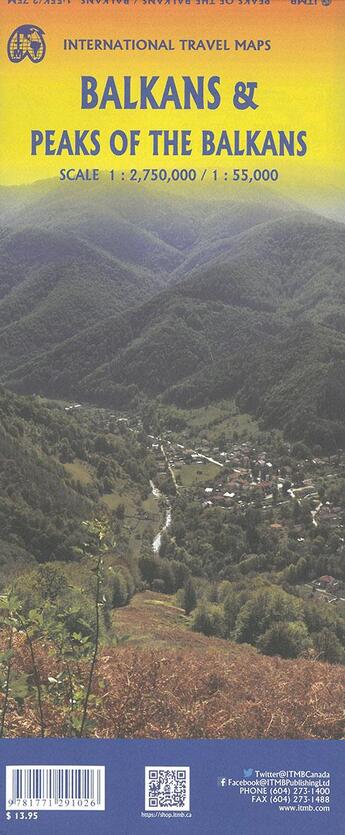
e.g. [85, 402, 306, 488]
[150, 480, 172, 553]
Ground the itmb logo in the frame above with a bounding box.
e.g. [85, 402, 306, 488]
[7, 25, 46, 64]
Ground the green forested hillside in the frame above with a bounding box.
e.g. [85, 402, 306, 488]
[0, 182, 190, 367]
[0, 387, 155, 576]
[0, 388, 91, 570]
[0, 183, 345, 447]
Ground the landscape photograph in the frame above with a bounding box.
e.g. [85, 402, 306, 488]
[0, 179, 345, 739]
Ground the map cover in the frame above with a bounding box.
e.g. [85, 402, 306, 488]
[0, 0, 344, 832]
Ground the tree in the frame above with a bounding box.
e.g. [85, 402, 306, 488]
[295, 557, 308, 581]
[152, 579, 165, 593]
[285, 564, 298, 584]
[160, 561, 176, 594]
[191, 604, 225, 638]
[223, 589, 249, 637]
[313, 628, 345, 664]
[173, 521, 186, 546]
[115, 503, 125, 520]
[257, 621, 311, 659]
[170, 560, 189, 590]
[244, 507, 261, 551]
[38, 565, 67, 603]
[292, 441, 311, 459]
[183, 578, 197, 616]
[112, 572, 129, 608]
[234, 587, 304, 646]
[139, 554, 160, 585]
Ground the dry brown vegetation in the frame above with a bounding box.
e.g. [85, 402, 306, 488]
[2, 630, 345, 740]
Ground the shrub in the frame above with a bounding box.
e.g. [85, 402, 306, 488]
[191, 604, 225, 638]
[257, 621, 311, 659]
[152, 579, 165, 593]
[313, 628, 345, 664]
[112, 572, 129, 608]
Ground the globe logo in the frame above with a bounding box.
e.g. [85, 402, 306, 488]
[7, 25, 46, 64]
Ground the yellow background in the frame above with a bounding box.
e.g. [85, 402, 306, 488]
[0, 0, 344, 196]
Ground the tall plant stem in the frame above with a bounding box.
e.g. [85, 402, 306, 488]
[78, 557, 102, 738]
[19, 617, 45, 738]
[0, 625, 14, 738]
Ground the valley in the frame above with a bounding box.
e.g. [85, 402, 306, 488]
[0, 182, 345, 738]
[1, 391, 345, 739]
[4, 390, 345, 658]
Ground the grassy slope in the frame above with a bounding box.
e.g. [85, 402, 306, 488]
[5, 592, 345, 739]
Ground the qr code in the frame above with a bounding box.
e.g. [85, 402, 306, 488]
[144, 766, 190, 812]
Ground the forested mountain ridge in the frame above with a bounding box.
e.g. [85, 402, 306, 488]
[0, 182, 344, 446]
[0, 181, 195, 367]
[178, 213, 345, 312]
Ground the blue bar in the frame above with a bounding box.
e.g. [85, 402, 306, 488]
[1, 738, 343, 834]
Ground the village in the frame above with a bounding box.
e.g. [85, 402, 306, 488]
[144, 424, 345, 605]
[73, 402, 345, 607]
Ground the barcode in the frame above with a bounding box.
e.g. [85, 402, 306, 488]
[6, 766, 105, 811]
